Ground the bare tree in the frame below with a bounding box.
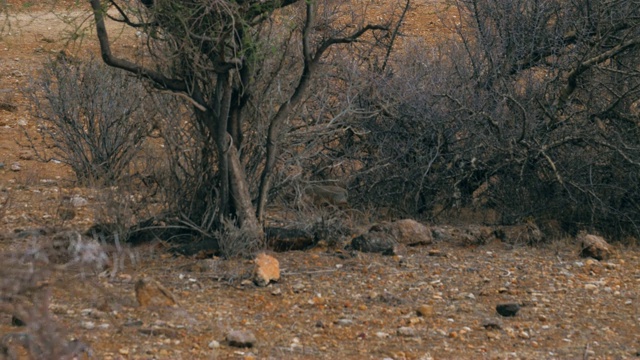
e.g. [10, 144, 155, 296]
[85, 0, 405, 240]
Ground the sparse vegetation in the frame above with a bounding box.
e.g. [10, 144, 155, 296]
[1, 1, 640, 358]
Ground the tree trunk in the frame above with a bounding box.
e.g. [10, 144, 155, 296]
[228, 139, 263, 237]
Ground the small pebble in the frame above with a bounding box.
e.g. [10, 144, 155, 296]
[584, 283, 598, 291]
[416, 305, 434, 317]
[292, 282, 305, 292]
[80, 321, 95, 330]
[397, 327, 417, 337]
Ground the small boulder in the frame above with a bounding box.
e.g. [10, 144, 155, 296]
[370, 219, 432, 246]
[348, 232, 396, 255]
[70, 195, 88, 208]
[135, 277, 178, 307]
[496, 303, 520, 317]
[253, 253, 280, 287]
[578, 232, 612, 260]
[226, 330, 257, 348]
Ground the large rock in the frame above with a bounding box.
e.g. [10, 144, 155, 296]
[578, 232, 612, 260]
[253, 253, 280, 287]
[135, 277, 178, 307]
[369, 219, 432, 246]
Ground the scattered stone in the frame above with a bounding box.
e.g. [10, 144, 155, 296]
[428, 249, 447, 257]
[416, 305, 434, 317]
[138, 327, 180, 338]
[70, 195, 88, 207]
[226, 330, 257, 348]
[348, 231, 396, 255]
[397, 327, 417, 337]
[496, 303, 520, 317]
[17, 150, 34, 161]
[584, 283, 598, 291]
[271, 287, 282, 296]
[578, 232, 612, 260]
[336, 318, 354, 326]
[292, 282, 305, 293]
[80, 321, 95, 330]
[369, 219, 433, 246]
[135, 277, 178, 307]
[253, 253, 280, 287]
[208, 340, 220, 349]
[375, 332, 389, 338]
[10, 162, 20, 171]
[481, 319, 502, 330]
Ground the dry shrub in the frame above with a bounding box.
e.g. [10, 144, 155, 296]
[327, 0, 640, 240]
[24, 55, 155, 185]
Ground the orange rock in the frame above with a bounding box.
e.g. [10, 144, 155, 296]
[135, 277, 178, 307]
[253, 253, 280, 287]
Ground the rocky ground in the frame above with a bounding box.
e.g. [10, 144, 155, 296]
[1, 1, 640, 359]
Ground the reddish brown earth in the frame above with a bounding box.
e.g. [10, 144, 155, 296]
[1, 2, 640, 359]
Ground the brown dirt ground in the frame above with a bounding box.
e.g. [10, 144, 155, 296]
[1, 1, 640, 359]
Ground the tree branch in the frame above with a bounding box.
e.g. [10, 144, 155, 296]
[88, 0, 208, 109]
[106, 0, 152, 28]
